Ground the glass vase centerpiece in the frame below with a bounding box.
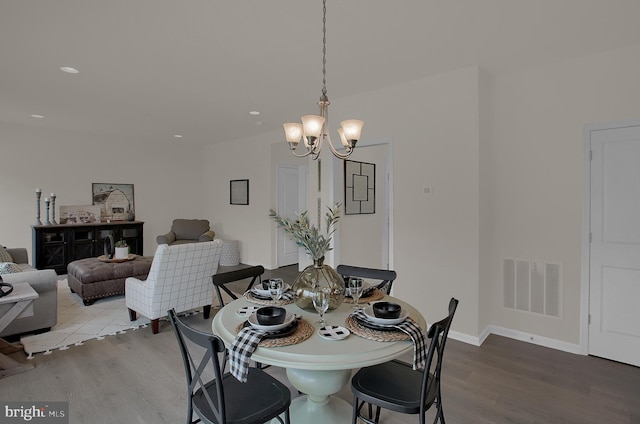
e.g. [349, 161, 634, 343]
[269, 203, 346, 311]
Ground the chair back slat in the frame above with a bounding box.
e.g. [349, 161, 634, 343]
[168, 308, 227, 424]
[421, 297, 458, 416]
[212, 265, 265, 306]
[336, 264, 397, 294]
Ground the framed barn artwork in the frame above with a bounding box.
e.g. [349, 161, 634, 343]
[92, 183, 135, 221]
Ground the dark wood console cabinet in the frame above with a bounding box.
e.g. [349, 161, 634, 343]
[32, 221, 144, 274]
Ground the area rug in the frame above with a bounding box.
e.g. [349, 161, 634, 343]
[20, 277, 241, 358]
[20, 279, 154, 358]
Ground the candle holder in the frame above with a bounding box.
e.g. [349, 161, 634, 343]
[44, 198, 51, 225]
[34, 189, 42, 225]
[50, 193, 57, 225]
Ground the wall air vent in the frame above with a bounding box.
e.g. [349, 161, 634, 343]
[503, 258, 562, 317]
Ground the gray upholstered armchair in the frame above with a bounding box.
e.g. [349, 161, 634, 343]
[156, 219, 215, 246]
[126, 240, 223, 333]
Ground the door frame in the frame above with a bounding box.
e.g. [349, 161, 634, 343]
[275, 164, 308, 267]
[581, 119, 640, 355]
[331, 137, 394, 270]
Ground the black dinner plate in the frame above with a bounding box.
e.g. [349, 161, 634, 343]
[354, 315, 399, 332]
[242, 319, 299, 339]
[249, 290, 273, 300]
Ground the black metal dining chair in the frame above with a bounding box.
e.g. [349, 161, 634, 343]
[211, 265, 270, 370]
[350, 297, 459, 424]
[336, 264, 397, 294]
[168, 308, 291, 424]
[211, 265, 265, 307]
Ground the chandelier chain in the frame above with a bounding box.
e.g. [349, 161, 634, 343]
[282, 0, 362, 160]
[322, 0, 327, 97]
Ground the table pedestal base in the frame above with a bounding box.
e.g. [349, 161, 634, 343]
[285, 368, 352, 423]
[288, 395, 352, 423]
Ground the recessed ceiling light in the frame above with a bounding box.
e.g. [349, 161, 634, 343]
[60, 66, 79, 74]
[174, 134, 183, 138]
[31, 114, 45, 119]
[249, 111, 260, 116]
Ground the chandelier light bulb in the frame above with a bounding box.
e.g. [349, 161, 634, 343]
[340, 119, 364, 143]
[337, 128, 348, 147]
[301, 115, 325, 139]
[283, 123, 303, 145]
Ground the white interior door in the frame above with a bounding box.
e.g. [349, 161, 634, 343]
[588, 123, 640, 367]
[338, 143, 390, 269]
[276, 165, 304, 267]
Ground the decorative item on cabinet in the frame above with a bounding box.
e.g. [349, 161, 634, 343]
[104, 235, 115, 259]
[114, 239, 129, 259]
[44, 197, 51, 225]
[50, 192, 58, 224]
[92, 183, 134, 222]
[34, 188, 42, 225]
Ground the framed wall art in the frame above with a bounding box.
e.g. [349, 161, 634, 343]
[344, 160, 375, 215]
[59, 205, 102, 224]
[92, 183, 135, 221]
[230, 179, 249, 205]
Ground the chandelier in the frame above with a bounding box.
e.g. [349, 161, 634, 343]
[282, 0, 364, 160]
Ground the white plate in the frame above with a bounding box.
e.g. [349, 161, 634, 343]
[251, 283, 291, 297]
[363, 304, 409, 326]
[318, 325, 350, 341]
[248, 311, 295, 332]
[236, 306, 260, 317]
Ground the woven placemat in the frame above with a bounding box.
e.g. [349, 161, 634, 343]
[343, 288, 384, 304]
[344, 315, 412, 342]
[234, 319, 314, 347]
[244, 291, 295, 306]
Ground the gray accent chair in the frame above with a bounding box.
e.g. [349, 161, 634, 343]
[0, 248, 58, 338]
[156, 219, 215, 246]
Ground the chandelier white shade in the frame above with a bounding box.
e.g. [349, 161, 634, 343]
[283, 0, 364, 160]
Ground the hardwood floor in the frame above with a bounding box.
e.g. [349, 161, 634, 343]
[2, 265, 639, 423]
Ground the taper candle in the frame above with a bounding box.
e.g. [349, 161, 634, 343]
[34, 188, 42, 225]
[50, 193, 57, 225]
[44, 197, 51, 225]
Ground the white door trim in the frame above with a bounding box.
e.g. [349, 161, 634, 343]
[331, 137, 394, 269]
[275, 164, 308, 267]
[581, 119, 640, 355]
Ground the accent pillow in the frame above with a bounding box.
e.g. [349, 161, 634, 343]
[0, 246, 13, 263]
[0, 262, 22, 275]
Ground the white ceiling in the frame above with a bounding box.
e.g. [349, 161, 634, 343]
[2, 0, 640, 146]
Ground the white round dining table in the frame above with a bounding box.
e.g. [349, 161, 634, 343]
[212, 295, 427, 423]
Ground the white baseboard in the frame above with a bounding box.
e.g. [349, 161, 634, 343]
[454, 325, 583, 354]
[448, 330, 483, 346]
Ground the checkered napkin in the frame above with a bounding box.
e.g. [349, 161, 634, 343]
[229, 326, 269, 382]
[247, 288, 296, 302]
[279, 290, 295, 301]
[351, 310, 427, 370]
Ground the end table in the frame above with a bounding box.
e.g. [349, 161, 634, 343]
[0, 283, 39, 379]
